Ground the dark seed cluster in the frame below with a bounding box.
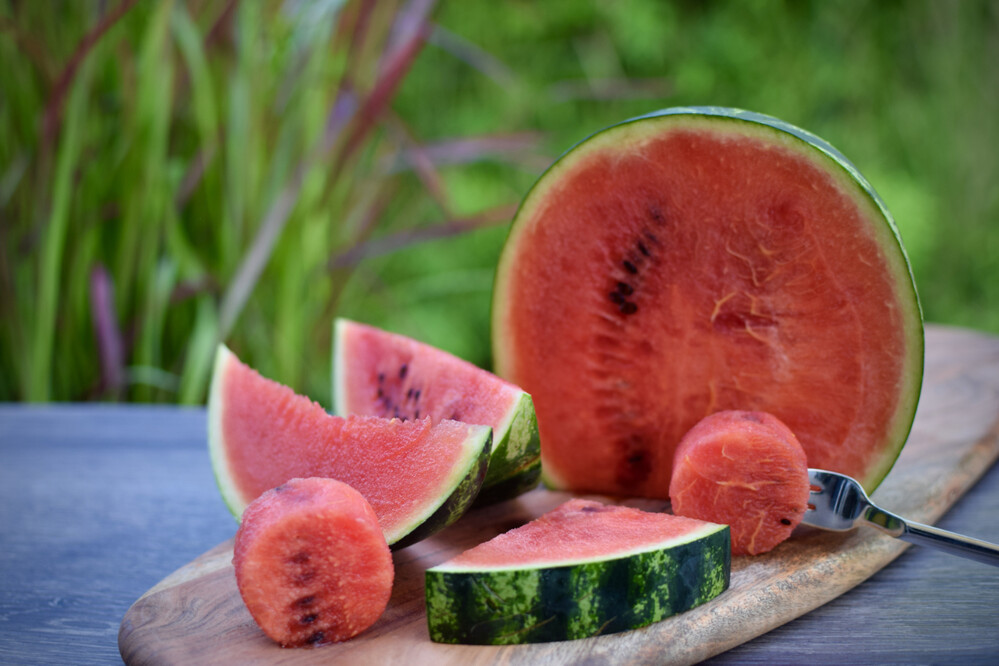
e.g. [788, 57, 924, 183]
[374, 364, 423, 421]
[616, 433, 652, 486]
[605, 203, 666, 317]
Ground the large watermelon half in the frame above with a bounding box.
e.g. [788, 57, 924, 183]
[208, 344, 492, 547]
[425, 498, 729, 644]
[332, 318, 541, 504]
[492, 107, 924, 498]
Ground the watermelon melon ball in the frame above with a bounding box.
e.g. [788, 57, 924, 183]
[233, 477, 394, 647]
[492, 106, 924, 500]
[669, 410, 810, 556]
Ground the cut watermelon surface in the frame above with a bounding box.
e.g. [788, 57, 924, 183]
[333, 318, 541, 503]
[492, 107, 924, 498]
[208, 344, 492, 546]
[426, 499, 729, 644]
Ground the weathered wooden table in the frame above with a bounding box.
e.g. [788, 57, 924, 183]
[2, 324, 998, 664]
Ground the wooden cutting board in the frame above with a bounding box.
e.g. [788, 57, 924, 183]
[118, 324, 999, 665]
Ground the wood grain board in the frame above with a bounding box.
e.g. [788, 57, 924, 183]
[118, 325, 999, 665]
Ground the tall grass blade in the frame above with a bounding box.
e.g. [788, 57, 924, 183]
[27, 56, 92, 402]
[178, 294, 219, 405]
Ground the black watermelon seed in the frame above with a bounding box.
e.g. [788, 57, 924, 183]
[650, 204, 664, 224]
[622, 260, 638, 274]
[620, 302, 638, 315]
[377, 372, 385, 384]
[414, 409, 420, 419]
[300, 614, 318, 625]
[609, 291, 625, 305]
[413, 389, 420, 402]
[399, 364, 408, 379]
[637, 241, 650, 257]
[294, 596, 316, 608]
[406, 388, 414, 400]
[617, 281, 634, 296]
[780, 518, 792, 526]
[306, 631, 325, 644]
[644, 230, 660, 245]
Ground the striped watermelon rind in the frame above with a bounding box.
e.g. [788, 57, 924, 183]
[476, 391, 541, 502]
[425, 507, 730, 644]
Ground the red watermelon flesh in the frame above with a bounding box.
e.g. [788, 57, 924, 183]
[436, 498, 723, 571]
[334, 318, 517, 428]
[492, 108, 923, 499]
[669, 410, 810, 556]
[208, 344, 492, 546]
[233, 477, 393, 646]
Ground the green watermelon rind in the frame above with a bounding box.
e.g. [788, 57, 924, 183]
[207, 343, 493, 547]
[390, 425, 492, 549]
[474, 391, 541, 504]
[207, 344, 245, 520]
[425, 522, 730, 644]
[386, 424, 492, 548]
[492, 106, 924, 492]
[331, 318, 541, 504]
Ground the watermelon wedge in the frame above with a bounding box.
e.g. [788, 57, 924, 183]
[332, 318, 541, 504]
[208, 344, 492, 547]
[492, 106, 924, 498]
[425, 499, 730, 644]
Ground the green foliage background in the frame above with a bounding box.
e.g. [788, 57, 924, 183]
[2, 0, 998, 405]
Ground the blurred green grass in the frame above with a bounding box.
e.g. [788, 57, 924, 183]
[2, 0, 998, 405]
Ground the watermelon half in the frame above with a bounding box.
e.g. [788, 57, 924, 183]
[332, 318, 541, 504]
[425, 498, 730, 644]
[208, 344, 492, 547]
[492, 106, 924, 498]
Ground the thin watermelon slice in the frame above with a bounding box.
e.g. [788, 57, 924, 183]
[208, 344, 492, 547]
[492, 106, 924, 498]
[425, 498, 729, 644]
[332, 318, 541, 504]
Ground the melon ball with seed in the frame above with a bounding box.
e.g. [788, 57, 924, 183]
[669, 410, 810, 556]
[233, 477, 394, 647]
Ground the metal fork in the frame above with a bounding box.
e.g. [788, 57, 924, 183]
[803, 468, 999, 566]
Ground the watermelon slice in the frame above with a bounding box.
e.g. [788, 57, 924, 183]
[208, 344, 492, 547]
[425, 499, 729, 644]
[332, 318, 541, 504]
[492, 106, 924, 499]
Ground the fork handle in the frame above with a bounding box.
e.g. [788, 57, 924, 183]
[864, 506, 999, 566]
[899, 521, 999, 567]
